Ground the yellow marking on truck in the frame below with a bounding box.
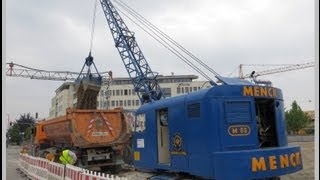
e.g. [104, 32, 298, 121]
[252, 157, 267, 172]
[252, 152, 301, 172]
[269, 156, 277, 170]
[228, 125, 251, 136]
[243, 86, 276, 97]
[134, 151, 140, 161]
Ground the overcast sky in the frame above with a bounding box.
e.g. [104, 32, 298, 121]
[4, 0, 316, 122]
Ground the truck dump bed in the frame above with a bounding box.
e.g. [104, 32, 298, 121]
[35, 108, 130, 148]
[75, 81, 101, 109]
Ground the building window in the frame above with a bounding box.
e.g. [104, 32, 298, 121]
[162, 88, 172, 97]
[181, 87, 184, 94]
[198, 87, 201, 90]
[124, 89, 128, 95]
[58, 96, 63, 103]
[111, 101, 115, 107]
[121, 90, 123, 96]
[177, 87, 181, 94]
[124, 100, 127, 106]
[193, 87, 197, 91]
[136, 100, 140, 106]
[120, 100, 123, 106]
[128, 100, 131, 106]
[58, 105, 62, 112]
[185, 87, 189, 93]
[129, 89, 131, 96]
[103, 102, 107, 107]
[113, 90, 115, 96]
[132, 100, 135, 106]
[116, 101, 119, 107]
[116, 90, 120, 96]
[107, 101, 110, 108]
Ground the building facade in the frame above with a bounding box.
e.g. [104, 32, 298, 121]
[48, 82, 77, 119]
[48, 75, 210, 119]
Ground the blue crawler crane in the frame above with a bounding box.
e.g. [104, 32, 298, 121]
[98, 0, 303, 179]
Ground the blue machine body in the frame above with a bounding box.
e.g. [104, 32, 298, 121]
[133, 84, 302, 179]
[98, 0, 302, 179]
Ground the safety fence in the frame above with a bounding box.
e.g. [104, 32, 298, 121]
[19, 153, 127, 180]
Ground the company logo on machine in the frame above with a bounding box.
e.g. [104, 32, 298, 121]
[228, 125, 251, 136]
[251, 151, 302, 172]
[171, 133, 186, 155]
[243, 86, 277, 97]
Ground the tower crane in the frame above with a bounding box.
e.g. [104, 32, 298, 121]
[239, 62, 315, 79]
[6, 61, 112, 81]
[6, 61, 113, 109]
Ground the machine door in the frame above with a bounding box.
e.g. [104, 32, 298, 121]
[157, 108, 170, 164]
[219, 98, 259, 151]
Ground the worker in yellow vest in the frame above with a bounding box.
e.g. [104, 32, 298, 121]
[56, 149, 77, 165]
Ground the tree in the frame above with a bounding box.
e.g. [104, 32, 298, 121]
[9, 113, 36, 143]
[16, 113, 35, 133]
[7, 122, 22, 145]
[24, 126, 34, 141]
[285, 101, 310, 134]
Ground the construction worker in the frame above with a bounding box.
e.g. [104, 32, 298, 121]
[20, 148, 28, 154]
[20, 145, 29, 154]
[45, 152, 55, 161]
[56, 149, 77, 165]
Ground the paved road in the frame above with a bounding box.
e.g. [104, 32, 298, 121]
[6, 142, 315, 180]
[6, 145, 29, 180]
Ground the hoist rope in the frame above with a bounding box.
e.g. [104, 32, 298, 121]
[113, 0, 220, 82]
[89, 0, 98, 53]
[115, 0, 220, 77]
[114, 6, 213, 82]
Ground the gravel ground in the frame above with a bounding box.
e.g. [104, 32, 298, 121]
[118, 141, 316, 180]
[6, 141, 316, 180]
[280, 141, 315, 180]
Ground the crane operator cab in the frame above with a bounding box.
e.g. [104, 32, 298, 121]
[132, 76, 303, 180]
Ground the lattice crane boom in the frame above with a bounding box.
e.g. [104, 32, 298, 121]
[99, 0, 163, 103]
[6, 62, 112, 81]
[240, 62, 315, 79]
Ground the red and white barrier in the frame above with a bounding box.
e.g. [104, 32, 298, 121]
[80, 170, 127, 180]
[19, 154, 48, 180]
[47, 161, 65, 180]
[18, 154, 127, 180]
[65, 164, 83, 180]
[19, 154, 30, 175]
[27, 157, 47, 180]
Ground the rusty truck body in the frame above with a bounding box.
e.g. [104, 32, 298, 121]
[33, 108, 131, 170]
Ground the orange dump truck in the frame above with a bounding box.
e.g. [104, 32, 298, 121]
[33, 108, 131, 170]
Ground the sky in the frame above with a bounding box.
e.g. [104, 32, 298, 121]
[4, 0, 316, 122]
